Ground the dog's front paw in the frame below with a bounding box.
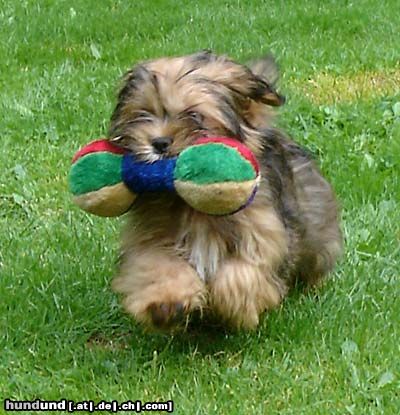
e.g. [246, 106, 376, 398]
[147, 301, 186, 329]
[114, 262, 206, 331]
[134, 280, 205, 331]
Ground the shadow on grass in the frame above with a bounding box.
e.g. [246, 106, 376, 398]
[84, 282, 330, 361]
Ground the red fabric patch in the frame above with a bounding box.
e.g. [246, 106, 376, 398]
[193, 137, 259, 174]
[72, 139, 126, 164]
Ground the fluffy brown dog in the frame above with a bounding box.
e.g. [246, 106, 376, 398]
[109, 51, 342, 331]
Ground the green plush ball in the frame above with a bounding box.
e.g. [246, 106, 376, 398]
[174, 137, 260, 215]
[69, 140, 136, 217]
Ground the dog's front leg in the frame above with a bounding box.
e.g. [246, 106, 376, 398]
[112, 250, 206, 331]
[208, 204, 291, 329]
[209, 258, 287, 329]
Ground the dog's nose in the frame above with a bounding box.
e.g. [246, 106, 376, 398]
[152, 136, 172, 153]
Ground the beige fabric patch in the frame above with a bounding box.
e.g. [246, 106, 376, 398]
[175, 179, 257, 215]
[73, 182, 136, 217]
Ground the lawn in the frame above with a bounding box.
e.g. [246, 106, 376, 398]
[1, 0, 399, 414]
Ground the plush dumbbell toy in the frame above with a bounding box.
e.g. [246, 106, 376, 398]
[69, 137, 260, 217]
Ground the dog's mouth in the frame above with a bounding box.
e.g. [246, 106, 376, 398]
[145, 132, 210, 162]
[111, 130, 211, 163]
[123, 144, 181, 164]
[110, 137, 177, 163]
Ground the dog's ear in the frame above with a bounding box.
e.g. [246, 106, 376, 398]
[110, 65, 158, 135]
[249, 76, 285, 107]
[248, 55, 285, 107]
[250, 55, 280, 86]
[193, 53, 285, 107]
[117, 65, 156, 102]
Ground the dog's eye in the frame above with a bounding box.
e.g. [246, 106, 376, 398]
[134, 116, 153, 123]
[187, 111, 204, 124]
[132, 111, 153, 123]
[110, 135, 133, 149]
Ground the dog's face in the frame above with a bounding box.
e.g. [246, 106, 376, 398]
[109, 51, 284, 161]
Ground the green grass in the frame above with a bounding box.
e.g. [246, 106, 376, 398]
[1, 0, 399, 414]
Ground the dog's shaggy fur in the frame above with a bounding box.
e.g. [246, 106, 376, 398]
[109, 51, 342, 331]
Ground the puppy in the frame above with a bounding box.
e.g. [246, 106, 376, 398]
[109, 51, 342, 331]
